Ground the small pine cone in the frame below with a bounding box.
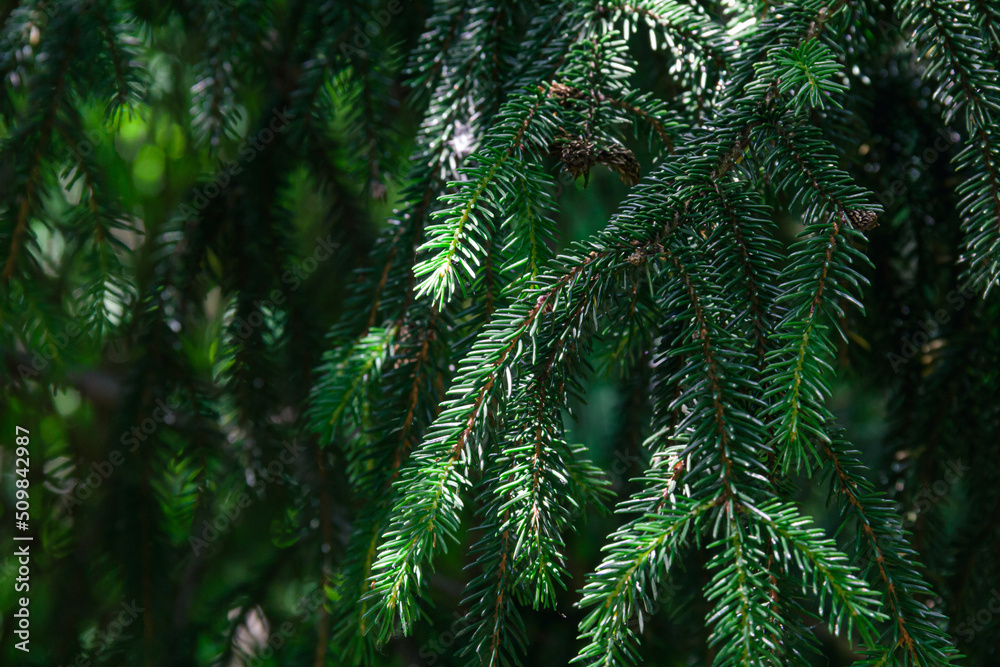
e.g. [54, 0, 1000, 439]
[595, 143, 641, 186]
[560, 137, 595, 180]
[549, 82, 586, 105]
[846, 209, 878, 231]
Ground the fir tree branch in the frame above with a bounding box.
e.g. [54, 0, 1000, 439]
[897, 0, 1000, 290]
[575, 496, 715, 666]
[759, 118, 874, 474]
[821, 437, 959, 666]
[413, 88, 549, 305]
[1, 11, 78, 281]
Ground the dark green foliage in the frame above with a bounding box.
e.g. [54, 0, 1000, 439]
[3, 0, 1000, 666]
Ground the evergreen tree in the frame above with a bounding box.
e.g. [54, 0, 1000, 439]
[1, 0, 999, 666]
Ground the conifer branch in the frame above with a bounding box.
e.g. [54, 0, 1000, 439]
[821, 437, 959, 666]
[898, 0, 1000, 290]
[575, 496, 714, 665]
[759, 118, 874, 474]
[7, 1, 995, 665]
[2, 11, 78, 280]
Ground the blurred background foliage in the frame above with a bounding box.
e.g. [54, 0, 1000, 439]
[0, 0, 998, 665]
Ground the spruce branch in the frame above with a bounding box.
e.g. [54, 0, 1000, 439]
[821, 436, 960, 666]
[897, 0, 1000, 290]
[413, 88, 552, 306]
[758, 118, 875, 474]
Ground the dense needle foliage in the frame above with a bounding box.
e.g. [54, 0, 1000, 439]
[2, 0, 1000, 665]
